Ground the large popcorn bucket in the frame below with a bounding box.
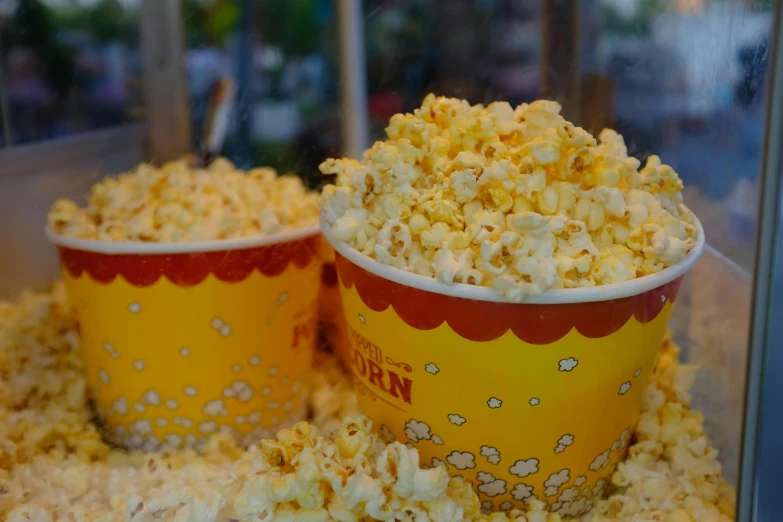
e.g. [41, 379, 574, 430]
[47, 227, 323, 451]
[322, 216, 704, 516]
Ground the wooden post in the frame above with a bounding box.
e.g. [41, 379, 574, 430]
[139, 0, 192, 163]
[337, 0, 370, 159]
[581, 73, 615, 135]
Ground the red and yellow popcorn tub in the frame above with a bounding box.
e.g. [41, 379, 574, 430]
[322, 217, 704, 515]
[47, 226, 323, 451]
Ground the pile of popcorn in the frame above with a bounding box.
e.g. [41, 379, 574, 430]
[321, 95, 700, 300]
[1, 285, 735, 522]
[48, 158, 320, 242]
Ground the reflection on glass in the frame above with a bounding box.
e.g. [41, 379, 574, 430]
[586, 0, 773, 272]
[352, 0, 772, 273]
[0, 0, 144, 146]
[364, 0, 540, 138]
[183, 0, 339, 188]
[582, 0, 775, 490]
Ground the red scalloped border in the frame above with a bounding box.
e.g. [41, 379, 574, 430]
[335, 253, 682, 344]
[58, 236, 322, 287]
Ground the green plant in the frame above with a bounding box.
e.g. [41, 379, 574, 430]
[184, 0, 238, 48]
[262, 0, 321, 57]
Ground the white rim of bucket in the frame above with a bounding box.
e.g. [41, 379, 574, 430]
[322, 209, 705, 305]
[46, 224, 322, 255]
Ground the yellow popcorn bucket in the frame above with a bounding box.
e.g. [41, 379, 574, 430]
[322, 216, 704, 516]
[47, 227, 323, 451]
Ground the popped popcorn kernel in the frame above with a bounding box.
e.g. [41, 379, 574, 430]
[47, 159, 319, 242]
[322, 95, 699, 300]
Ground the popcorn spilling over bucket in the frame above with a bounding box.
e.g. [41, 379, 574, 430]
[48, 228, 323, 450]
[326, 221, 703, 513]
[318, 93, 706, 514]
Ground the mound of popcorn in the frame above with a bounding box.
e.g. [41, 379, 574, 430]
[1, 286, 734, 521]
[48, 158, 320, 242]
[321, 95, 700, 300]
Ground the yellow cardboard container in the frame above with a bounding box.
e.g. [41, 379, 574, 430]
[48, 227, 323, 451]
[323, 216, 704, 515]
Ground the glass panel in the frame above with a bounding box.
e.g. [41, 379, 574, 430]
[182, 0, 340, 187]
[584, 1, 774, 274]
[350, 1, 773, 488]
[363, 0, 542, 139]
[0, 0, 144, 147]
[582, 0, 775, 488]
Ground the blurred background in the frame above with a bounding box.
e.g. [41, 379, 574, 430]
[0, 1, 781, 518]
[0, 0, 773, 268]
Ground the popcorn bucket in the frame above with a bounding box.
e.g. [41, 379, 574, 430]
[322, 216, 704, 516]
[47, 227, 323, 451]
[318, 245, 351, 369]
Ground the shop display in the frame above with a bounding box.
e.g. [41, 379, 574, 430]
[0, 95, 732, 521]
[45, 160, 324, 450]
[2, 0, 779, 516]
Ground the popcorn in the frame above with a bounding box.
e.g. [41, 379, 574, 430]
[1, 287, 734, 522]
[446, 451, 477, 471]
[404, 419, 432, 442]
[476, 472, 507, 497]
[480, 446, 501, 465]
[558, 357, 579, 372]
[544, 469, 570, 492]
[322, 95, 699, 300]
[48, 159, 319, 242]
[511, 483, 534, 501]
[484, 397, 502, 409]
[509, 458, 540, 478]
[589, 450, 611, 472]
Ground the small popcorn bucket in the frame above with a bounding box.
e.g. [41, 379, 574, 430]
[322, 216, 704, 516]
[47, 227, 323, 451]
